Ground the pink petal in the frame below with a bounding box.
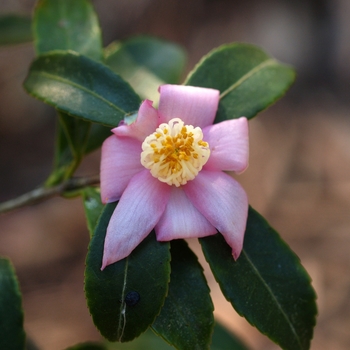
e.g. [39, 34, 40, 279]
[158, 85, 219, 128]
[184, 170, 248, 259]
[102, 170, 171, 269]
[100, 135, 143, 203]
[113, 100, 159, 142]
[155, 187, 217, 240]
[203, 117, 249, 173]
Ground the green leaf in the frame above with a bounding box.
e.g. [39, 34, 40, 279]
[152, 240, 214, 350]
[59, 112, 91, 158]
[84, 123, 113, 154]
[200, 207, 317, 350]
[45, 117, 75, 185]
[65, 343, 107, 350]
[24, 51, 141, 127]
[85, 203, 171, 342]
[185, 43, 295, 122]
[33, 0, 103, 61]
[33, 0, 104, 181]
[0, 258, 26, 350]
[44, 112, 92, 185]
[105, 322, 249, 350]
[46, 112, 111, 185]
[0, 15, 32, 45]
[211, 322, 249, 350]
[106, 329, 173, 350]
[82, 187, 104, 238]
[105, 36, 186, 101]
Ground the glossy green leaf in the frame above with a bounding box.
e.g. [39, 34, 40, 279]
[46, 107, 111, 185]
[152, 240, 214, 350]
[0, 15, 32, 45]
[33, 0, 104, 181]
[84, 123, 113, 154]
[33, 0, 102, 61]
[106, 329, 173, 350]
[106, 321, 249, 350]
[45, 117, 75, 185]
[82, 187, 104, 238]
[200, 207, 317, 350]
[65, 343, 107, 350]
[211, 322, 249, 350]
[185, 43, 295, 122]
[59, 112, 91, 157]
[0, 258, 26, 350]
[44, 112, 92, 185]
[24, 51, 141, 127]
[105, 36, 186, 100]
[85, 203, 171, 342]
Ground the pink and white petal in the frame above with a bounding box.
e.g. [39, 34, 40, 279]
[100, 135, 143, 203]
[155, 187, 217, 240]
[183, 170, 248, 259]
[158, 85, 219, 128]
[203, 117, 249, 173]
[102, 170, 171, 269]
[113, 100, 159, 142]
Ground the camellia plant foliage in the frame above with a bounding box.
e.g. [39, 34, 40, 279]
[0, 1, 317, 350]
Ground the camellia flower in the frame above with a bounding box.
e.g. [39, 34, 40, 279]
[100, 85, 249, 269]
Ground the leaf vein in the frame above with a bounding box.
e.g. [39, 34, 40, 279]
[242, 249, 302, 348]
[30, 70, 127, 114]
[219, 59, 276, 99]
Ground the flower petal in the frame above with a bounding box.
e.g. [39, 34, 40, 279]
[113, 100, 159, 142]
[158, 85, 219, 128]
[203, 117, 249, 173]
[155, 187, 217, 240]
[102, 170, 171, 269]
[184, 170, 248, 259]
[100, 135, 143, 203]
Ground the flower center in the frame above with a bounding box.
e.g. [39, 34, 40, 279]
[141, 118, 210, 187]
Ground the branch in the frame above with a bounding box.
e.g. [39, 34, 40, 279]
[0, 175, 100, 214]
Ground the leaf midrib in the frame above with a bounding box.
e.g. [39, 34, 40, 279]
[242, 249, 302, 349]
[118, 258, 129, 341]
[28, 70, 127, 114]
[219, 58, 276, 99]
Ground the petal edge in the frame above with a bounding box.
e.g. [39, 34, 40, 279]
[155, 187, 217, 240]
[158, 85, 219, 128]
[203, 117, 249, 173]
[102, 170, 171, 268]
[113, 100, 159, 141]
[184, 171, 248, 259]
[100, 135, 143, 203]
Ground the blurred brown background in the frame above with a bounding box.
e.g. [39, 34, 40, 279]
[1, 0, 350, 349]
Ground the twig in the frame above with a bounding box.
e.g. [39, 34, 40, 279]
[0, 175, 100, 214]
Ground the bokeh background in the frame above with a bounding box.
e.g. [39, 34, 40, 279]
[1, 0, 350, 349]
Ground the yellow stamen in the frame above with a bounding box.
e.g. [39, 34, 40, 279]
[140, 118, 210, 186]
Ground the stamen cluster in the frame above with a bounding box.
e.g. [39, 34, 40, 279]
[141, 118, 210, 186]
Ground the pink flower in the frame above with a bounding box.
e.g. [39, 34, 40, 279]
[100, 85, 249, 269]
